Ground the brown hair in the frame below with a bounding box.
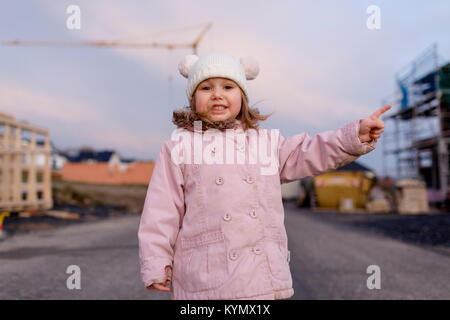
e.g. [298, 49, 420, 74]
[189, 87, 273, 132]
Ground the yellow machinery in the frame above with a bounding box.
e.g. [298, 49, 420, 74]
[0, 211, 10, 240]
[314, 171, 374, 210]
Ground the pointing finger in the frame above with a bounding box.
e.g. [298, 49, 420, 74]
[365, 118, 384, 130]
[371, 105, 391, 119]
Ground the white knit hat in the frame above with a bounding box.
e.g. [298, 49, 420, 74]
[178, 52, 259, 102]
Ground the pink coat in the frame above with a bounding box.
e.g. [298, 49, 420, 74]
[138, 119, 376, 300]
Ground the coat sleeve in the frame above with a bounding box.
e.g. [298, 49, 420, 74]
[278, 119, 377, 184]
[138, 140, 185, 288]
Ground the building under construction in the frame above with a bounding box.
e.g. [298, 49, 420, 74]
[382, 44, 450, 205]
[0, 112, 52, 212]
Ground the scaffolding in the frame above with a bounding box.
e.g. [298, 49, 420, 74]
[0, 112, 53, 211]
[382, 44, 450, 204]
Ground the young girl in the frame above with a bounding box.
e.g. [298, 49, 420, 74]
[138, 52, 389, 300]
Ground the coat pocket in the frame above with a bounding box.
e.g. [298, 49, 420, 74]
[265, 240, 291, 281]
[177, 231, 229, 293]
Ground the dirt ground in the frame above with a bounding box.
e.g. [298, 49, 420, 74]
[3, 180, 148, 236]
[51, 180, 148, 213]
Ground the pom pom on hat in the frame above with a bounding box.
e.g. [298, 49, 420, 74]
[178, 54, 199, 78]
[240, 56, 259, 80]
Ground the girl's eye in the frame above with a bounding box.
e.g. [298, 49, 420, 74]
[200, 85, 233, 90]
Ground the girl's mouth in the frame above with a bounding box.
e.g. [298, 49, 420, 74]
[210, 106, 228, 113]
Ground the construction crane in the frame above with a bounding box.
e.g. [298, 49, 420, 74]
[1, 22, 212, 55]
[1, 22, 213, 107]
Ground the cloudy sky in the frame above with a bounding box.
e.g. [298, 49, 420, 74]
[1, 0, 449, 176]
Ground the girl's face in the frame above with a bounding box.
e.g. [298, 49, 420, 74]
[194, 77, 242, 122]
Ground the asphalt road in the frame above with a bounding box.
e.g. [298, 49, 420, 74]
[0, 202, 449, 299]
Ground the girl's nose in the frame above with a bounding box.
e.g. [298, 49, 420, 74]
[211, 88, 224, 98]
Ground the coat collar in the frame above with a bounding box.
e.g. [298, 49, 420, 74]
[172, 107, 247, 132]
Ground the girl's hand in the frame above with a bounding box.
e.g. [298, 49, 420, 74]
[358, 105, 391, 143]
[147, 266, 172, 292]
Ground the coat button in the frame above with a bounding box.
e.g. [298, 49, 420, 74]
[245, 176, 255, 184]
[229, 251, 239, 261]
[252, 247, 262, 255]
[215, 176, 224, 185]
[223, 212, 231, 221]
[249, 209, 257, 218]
